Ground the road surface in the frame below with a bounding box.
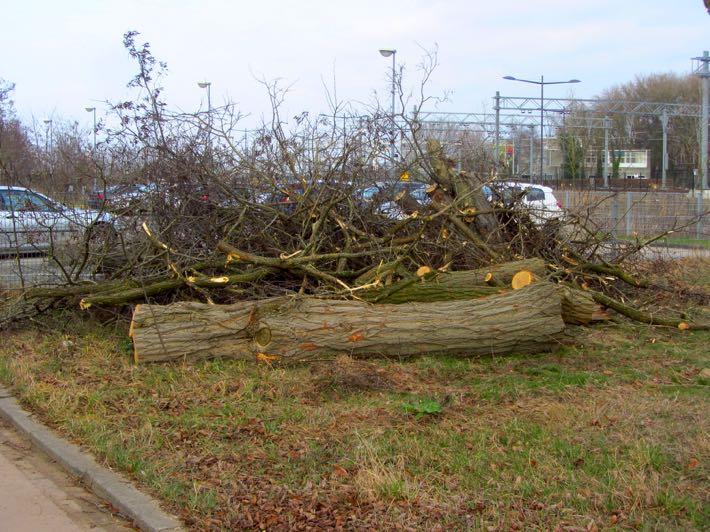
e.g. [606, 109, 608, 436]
[0, 417, 133, 531]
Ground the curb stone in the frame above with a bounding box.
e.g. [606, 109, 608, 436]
[0, 385, 185, 532]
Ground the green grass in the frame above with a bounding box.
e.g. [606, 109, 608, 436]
[0, 264, 708, 529]
[0, 319, 707, 530]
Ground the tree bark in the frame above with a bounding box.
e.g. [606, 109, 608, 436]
[426, 139, 501, 243]
[355, 260, 602, 325]
[358, 259, 547, 304]
[130, 282, 565, 364]
[79, 268, 274, 309]
[560, 288, 609, 325]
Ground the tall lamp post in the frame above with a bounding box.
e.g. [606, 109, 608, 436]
[85, 107, 97, 150]
[503, 75, 580, 183]
[379, 49, 397, 165]
[85, 107, 98, 192]
[198, 81, 212, 156]
[43, 119, 53, 179]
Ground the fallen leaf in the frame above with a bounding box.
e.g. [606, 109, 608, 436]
[256, 352, 280, 363]
[332, 465, 349, 477]
[687, 457, 699, 469]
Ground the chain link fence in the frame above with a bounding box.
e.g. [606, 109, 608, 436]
[559, 190, 708, 243]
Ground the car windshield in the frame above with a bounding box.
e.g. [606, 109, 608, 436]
[525, 187, 545, 202]
[362, 182, 429, 202]
[488, 185, 521, 203]
[0, 190, 59, 212]
[406, 183, 429, 203]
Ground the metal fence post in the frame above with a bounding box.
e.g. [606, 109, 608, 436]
[611, 195, 619, 238]
[494, 91, 500, 169]
[698, 193, 704, 240]
[625, 192, 633, 236]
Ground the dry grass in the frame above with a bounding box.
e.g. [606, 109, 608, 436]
[0, 260, 708, 530]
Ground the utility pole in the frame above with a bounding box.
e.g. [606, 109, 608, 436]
[528, 125, 534, 179]
[502, 75, 580, 184]
[660, 109, 669, 189]
[693, 51, 709, 191]
[494, 91, 501, 169]
[198, 81, 212, 158]
[603, 116, 611, 188]
[378, 49, 397, 166]
[85, 107, 98, 192]
[43, 119, 53, 180]
[85, 107, 97, 150]
[539, 77, 544, 184]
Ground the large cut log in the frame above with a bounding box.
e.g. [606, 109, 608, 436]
[355, 260, 602, 325]
[130, 282, 565, 364]
[560, 288, 609, 325]
[358, 258, 547, 304]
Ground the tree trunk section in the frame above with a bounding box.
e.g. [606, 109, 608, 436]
[130, 282, 565, 364]
[358, 259, 547, 304]
[356, 261, 602, 325]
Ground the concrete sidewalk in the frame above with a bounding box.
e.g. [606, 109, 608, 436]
[0, 388, 184, 532]
[0, 418, 133, 531]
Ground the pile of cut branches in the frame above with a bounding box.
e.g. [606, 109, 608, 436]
[4, 37, 707, 359]
[13, 139, 707, 364]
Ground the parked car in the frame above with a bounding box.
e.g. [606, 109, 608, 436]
[485, 182, 563, 224]
[88, 183, 157, 213]
[361, 180, 563, 224]
[361, 181, 430, 219]
[1, 186, 114, 255]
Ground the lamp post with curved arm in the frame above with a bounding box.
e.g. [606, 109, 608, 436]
[379, 49, 397, 165]
[503, 75, 580, 183]
[85, 107, 96, 150]
[198, 81, 212, 157]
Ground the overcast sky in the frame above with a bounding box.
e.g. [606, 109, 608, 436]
[2, 0, 708, 131]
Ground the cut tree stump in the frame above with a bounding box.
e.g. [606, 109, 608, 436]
[511, 270, 535, 290]
[130, 282, 565, 364]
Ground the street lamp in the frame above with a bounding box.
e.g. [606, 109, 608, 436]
[43, 119, 53, 178]
[85, 107, 97, 150]
[198, 81, 212, 156]
[43, 119, 53, 153]
[503, 75, 580, 183]
[379, 49, 397, 164]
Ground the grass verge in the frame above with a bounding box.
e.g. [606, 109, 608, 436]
[0, 264, 708, 530]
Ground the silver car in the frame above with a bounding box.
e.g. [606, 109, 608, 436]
[0, 186, 114, 255]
